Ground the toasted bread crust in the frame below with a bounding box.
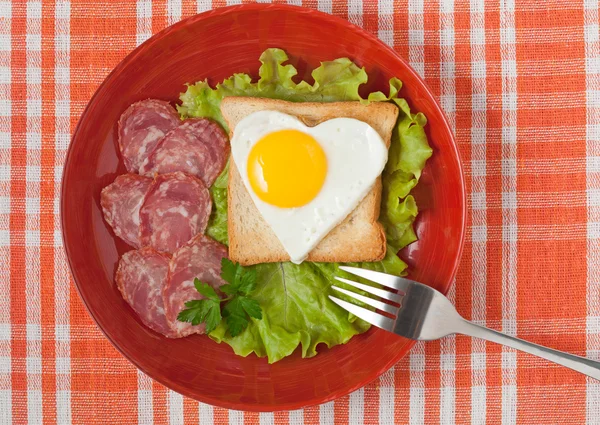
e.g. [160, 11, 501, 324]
[222, 97, 398, 265]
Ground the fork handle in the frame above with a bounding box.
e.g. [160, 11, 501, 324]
[457, 319, 600, 381]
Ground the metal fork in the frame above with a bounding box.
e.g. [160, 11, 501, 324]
[330, 266, 600, 381]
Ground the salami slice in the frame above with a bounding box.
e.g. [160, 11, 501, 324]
[164, 235, 228, 337]
[139, 172, 212, 254]
[118, 99, 181, 173]
[139, 118, 229, 187]
[115, 248, 179, 337]
[100, 173, 152, 248]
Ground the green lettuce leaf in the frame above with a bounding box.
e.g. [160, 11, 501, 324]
[205, 162, 229, 245]
[181, 48, 431, 363]
[209, 250, 405, 363]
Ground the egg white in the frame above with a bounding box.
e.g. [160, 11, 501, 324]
[230, 110, 388, 264]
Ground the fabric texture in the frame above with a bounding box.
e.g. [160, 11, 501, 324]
[2, 0, 600, 423]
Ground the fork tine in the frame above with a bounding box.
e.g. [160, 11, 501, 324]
[329, 296, 395, 331]
[334, 277, 402, 304]
[331, 286, 399, 314]
[339, 266, 413, 292]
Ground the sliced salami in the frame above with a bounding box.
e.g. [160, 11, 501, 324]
[139, 118, 229, 187]
[118, 99, 181, 173]
[139, 172, 212, 254]
[164, 235, 228, 337]
[100, 173, 152, 248]
[115, 247, 179, 337]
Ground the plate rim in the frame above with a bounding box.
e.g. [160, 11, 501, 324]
[61, 3, 467, 411]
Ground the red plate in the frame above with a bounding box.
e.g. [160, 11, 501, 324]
[61, 4, 465, 411]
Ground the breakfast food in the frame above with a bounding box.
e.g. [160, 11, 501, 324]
[139, 172, 212, 254]
[140, 118, 229, 187]
[100, 174, 152, 248]
[118, 99, 181, 173]
[222, 98, 398, 265]
[115, 248, 176, 337]
[100, 48, 432, 360]
[164, 235, 229, 337]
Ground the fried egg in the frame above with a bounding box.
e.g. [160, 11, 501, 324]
[230, 110, 388, 264]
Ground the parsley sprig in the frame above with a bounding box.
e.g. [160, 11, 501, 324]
[177, 258, 262, 336]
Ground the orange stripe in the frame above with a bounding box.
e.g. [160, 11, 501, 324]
[10, 1, 27, 422]
[302, 0, 318, 11]
[424, 341, 441, 424]
[393, 0, 409, 59]
[454, 6, 473, 424]
[332, 0, 348, 20]
[244, 411, 259, 424]
[152, 0, 168, 34]
[274, 410, 289, 424]
[394, 360, 410, 424]
[152, 382, 168, 424]
[182, 1, 197, 19]
[183, 397, 199, 425]
[303, 405, 320, 425]
[423, 0, 440, 96]
[41, 1, 57, 422]
[212, 0, 227, 9]
[362, 0, 378, 35]
[422, 2, 441, 423]
[333, 394, 349, 424]
[364, 379, 379, 425]
[482, 5, 503, 424]
[213, 406, 229, 425]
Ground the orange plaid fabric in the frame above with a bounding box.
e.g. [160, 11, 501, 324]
[2, 0, 599, 423]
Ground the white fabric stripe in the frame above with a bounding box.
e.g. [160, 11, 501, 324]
[54, 0, 71, 420]
[56, 391, 70, 425]
[137, 371, 153, 425]
[319, 401, 335, 425]
[259, 412, 274, 425]
[0, 390, 10, 424]
[347, 0, 363, 28]
[134, 3, 151, 422]
[349, 387, 364, 425]
[586, 0, 600, 423]
[470, 0, 487, 423]
[440, 291, 456, 425]
[379, 386, 394, 425]
[379, 367, 395, 423]
[136, 0, 152, 46]
[196, 0, 211, 13]
[167, 0, 181, 25]
[409, 342, 425, 425]
[25, 4, 42, 424]
[500, 1, 518, 424]
[198, 403, 214, 425]
[228, 410, 243, 425]
[168, 391, 183, 425]
[440, 2, 456, 423]
[288, 409, 304, 425]
[317, 0, 332, 14]
[408, 0, 424, 78]
[27, 390, 42, 425]
[378, 0, 393, 46]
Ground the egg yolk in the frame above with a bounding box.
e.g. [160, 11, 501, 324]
[247, 130, 327, 208]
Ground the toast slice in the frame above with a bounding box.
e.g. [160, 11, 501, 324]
[221, 97, 399, 265]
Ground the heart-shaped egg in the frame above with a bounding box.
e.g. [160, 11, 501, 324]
[230, 110, 388, 264]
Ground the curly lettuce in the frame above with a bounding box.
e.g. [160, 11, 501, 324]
[179, 48, 432, 363]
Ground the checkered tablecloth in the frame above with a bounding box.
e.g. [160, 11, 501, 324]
[2, 0, 600, 423]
